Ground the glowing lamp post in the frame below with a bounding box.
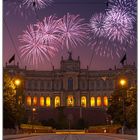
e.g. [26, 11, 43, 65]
[15, 79, 21, 86]
[32, 107, 36, 133]
[119, 79, 126, 87]
[119, 78, 127, 134]
[14, 79, 21, 134]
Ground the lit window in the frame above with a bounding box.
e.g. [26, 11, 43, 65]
[40, 96, 44, 106]
[90, 97, 95, 107]
[67, 95, 74, 107]
[46, 97, 51, 107]
[18, 96, 22, 105]
[33, 96, 37, 106]
[55, 96, 60, 107]
[97, 96, 101, 106]
[104, 96, 108, 106]
[27, 96, 31, 106]
[81, 96, 86, 107]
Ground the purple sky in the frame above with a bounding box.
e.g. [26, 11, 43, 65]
[3, 0, 137, 70]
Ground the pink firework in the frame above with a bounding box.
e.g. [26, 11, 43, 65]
[23, 0, 53, 10]
[18, 24, 56, 66]
[108, 0, 137, 22]
[59, 13, 88, 49]
[35, 15, 61, 48]
[90, 13, 106, 37]
[88, 12, 135, 58]
[4, 0, 53, 17]
[105, 7, 133, 44]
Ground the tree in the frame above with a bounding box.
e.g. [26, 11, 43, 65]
[107, 87, 137, 128]
[3, 73, 25, 129]
[125, 87, 137, 128]
[107, 89, 124, 125]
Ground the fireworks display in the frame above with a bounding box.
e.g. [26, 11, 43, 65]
[18, 25, 56, 66]
[35, 16, 61, 48]
[4, 0, 53, 17]
[89, 8, 135, 58]
[105, 7, 133, 44]
[108, 0, 137, 22]
[58, 13, 88, 49]
[23, 0, 53, 10]
[90, 13, 106, 38]
[4, 0, 136, 68]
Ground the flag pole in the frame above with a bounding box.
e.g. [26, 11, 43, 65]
[14, 55, 15, 66]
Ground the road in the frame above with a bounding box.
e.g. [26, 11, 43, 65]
[4, 133, 137, 140]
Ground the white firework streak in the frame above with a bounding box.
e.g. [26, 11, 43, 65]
[35, 16, 61, 48]
[108, 0, 137, 22]
[90, 13, 106, 37]
[18, 25, 56, 66]
[89, 35, 127, 58]
[88, 12, 135, 58]
[23, 0, 53, 10]
[105, 7, 134, 44]
[59, 13, 88, 49]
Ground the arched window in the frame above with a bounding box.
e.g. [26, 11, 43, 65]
[40, 96, 44, 106]
[97, 96, 101, 106]
[27, 96, 31, 106]
[90, 97, 95, 107]
[55, 96, 60, 108]
[104, 96, 108, 106]
[33, 96, 37, 106]
[68, 78, 73, 90]
[67, 95, 74, 107]
[18, 96, 22, 105]
[81, 96, 86, 107]
[46, 97, 51, 107]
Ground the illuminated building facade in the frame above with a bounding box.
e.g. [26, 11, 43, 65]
[4, 53, 136, 126]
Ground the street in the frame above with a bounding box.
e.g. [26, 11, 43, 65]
[4, 133, 137, 140]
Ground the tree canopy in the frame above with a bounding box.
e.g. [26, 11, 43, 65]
[107, 87, 137, 128]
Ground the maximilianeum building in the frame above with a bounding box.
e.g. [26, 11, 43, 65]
[4, 53, 137, 127]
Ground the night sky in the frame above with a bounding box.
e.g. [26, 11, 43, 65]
[3, 0, 137, 71]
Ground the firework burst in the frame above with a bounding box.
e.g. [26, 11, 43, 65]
[108, 0, 137, 22]
[4, 0, 53, 17]
[90, 13, 106, 37]
[89, 12, 135, 58]
[105, 7, 134, 44]
[35, 15, 61, 48]
[23, 0, 53, 10]
[58, 13, 88, 49]
[18, 25, 57, 66]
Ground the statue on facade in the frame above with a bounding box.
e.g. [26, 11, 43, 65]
[68, 51, 72, 60]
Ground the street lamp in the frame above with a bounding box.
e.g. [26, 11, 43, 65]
[15, 79, 21, 87]
[14, 78, 21, 134]
[119, 78, 127, 134]
[32, 107, 36, 133]
[119, 79, 126, 87]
